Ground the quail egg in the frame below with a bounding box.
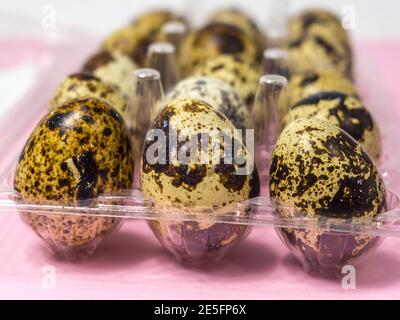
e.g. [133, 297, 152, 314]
[82, 50, 138, 97]
[208, 7, 266, 60]
[288, 26, 352, 79]
[283, 92, 381, 161]
[102, 25, 155, 67]
[180, 22, 259, 76]
[165, 76, 250, 129]
[269, 117, 386, 277]
[289, 9, 349, 45]
[103, 10, 185, 68]
[49, 73, 128, 117]
[288, 70, 358, 105]
[192, 55, 260, 108]
[14, 97, 134, 259]
[141, 98, 260, 265]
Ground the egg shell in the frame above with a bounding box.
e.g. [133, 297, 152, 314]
[180, 22, 259, 76]
[192, 55, 259, 108]
[141, 98, 260, 264]
[269, 117, 386, 277]
[288, 9, 350, 45]
[82, 50, 138, 97]
[208, 7, 266, 59]
[288, 26, 352, 79]
[288, 70, 358, 105]
[102, 24, 155, 67]
[49, 73, 128, 116]
[283, 92, 381, 161]
[14, 97, 134, 259]
[165, 76, 250, 129]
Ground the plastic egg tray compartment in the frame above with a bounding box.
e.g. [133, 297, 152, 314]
[1, 8, 400, 291]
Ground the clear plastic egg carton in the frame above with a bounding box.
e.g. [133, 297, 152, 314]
[1, 4, 400, 280]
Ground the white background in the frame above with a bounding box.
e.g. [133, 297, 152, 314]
[0, 0, 399, 39]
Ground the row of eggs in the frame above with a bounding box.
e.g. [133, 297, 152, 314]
[13, 7, 386, 275]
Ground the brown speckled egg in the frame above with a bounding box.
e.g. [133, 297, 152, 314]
[180, 22, 259, 76]
[14, 97, 134, 259]
[208, 7, 266, 60]
[283, 92, 381, 161]
[165, 76, 250, 129]
[192, 55, 259, 108]
[102, 24, 155, 67]
[288, 70, 358, 105]
[82, 50, 138, 97]
[141, 98, 260, 264]
[288, 25, 352, 79]
[269, 118, 386, 277]
[49, 73, 128, 117]
[289, 9, 349, 45]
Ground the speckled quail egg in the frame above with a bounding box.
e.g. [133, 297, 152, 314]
[192, 55, 260, 108]
[165, 76, 250, 129]
[269, 117, 386, 277]
[14, 97, 134, 259]
[180, 22, 259, 76]
[141, 98, 260, 264]
[283, 92, 381, 161]
[49, 73, 128, 117]
[82, 50, 138, 97]
[288, 70, 358, 105]
[102, 10, 185, 68]
[289, 9, 349, 45]
[102, 25, 155, 67]
[208, 7, 266, 60]
[288, 26, 352, 79]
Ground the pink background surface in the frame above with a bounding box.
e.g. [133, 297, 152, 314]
[1, 37, 400, 300]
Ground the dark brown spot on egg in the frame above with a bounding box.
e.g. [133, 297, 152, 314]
[293, 92, 374, 143]
[68, 151, 99, 202]
[215, 164, 246, 192]
[301, 13, 319, 29]
[60, 162, 68, 171]
[103, 128, 112, 136]
[47, 111, 74, 131]
[292, 91, 346, 109]
[82, 115, 95, 125]
[69, 72, 100, 82]
[328, 101, 373, 141]
[108, 108, 122, 123]
[299, 72, 319, 87]
[210, 64, 225, 72]
[82, 51, 114, 72]
[314, 35, 342, 64]
[111, 165, 120, 177]
[316, 174, 384, 219]
[58, 179, 70, 188]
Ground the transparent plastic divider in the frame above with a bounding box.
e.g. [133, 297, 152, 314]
[161, 21, 188, 54]
[145, 42, 178, 92]
[126, 68, 164, 188]
[252, 74, 289, 191]
[1, 186, 400, 237]
[261, 48, 289, 78]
